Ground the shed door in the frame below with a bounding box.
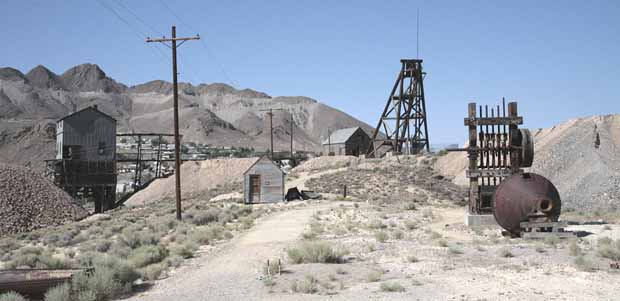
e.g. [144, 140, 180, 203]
[250, 175, 261, 203]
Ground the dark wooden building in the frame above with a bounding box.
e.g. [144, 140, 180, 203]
[243, 156, 285, 204]
[48, 106, 117, 212]
[322, 127, 371, 156]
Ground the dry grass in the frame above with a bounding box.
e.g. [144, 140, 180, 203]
[287, 241, 348, 264]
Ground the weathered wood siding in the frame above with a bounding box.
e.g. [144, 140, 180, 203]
[344, 128, 371, 156]
[244, 157, 285, 203]
[56, 108, 116, 161]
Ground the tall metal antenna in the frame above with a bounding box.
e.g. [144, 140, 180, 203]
[416, 8, 420, 59]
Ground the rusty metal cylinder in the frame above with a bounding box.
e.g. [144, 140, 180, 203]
[493, 173, 561, 233]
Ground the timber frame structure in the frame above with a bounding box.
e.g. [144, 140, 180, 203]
[368, 59, 430, 157]
[448, 99, 533, 214]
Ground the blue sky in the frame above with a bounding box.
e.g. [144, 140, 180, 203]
[1, 1, 619, 144]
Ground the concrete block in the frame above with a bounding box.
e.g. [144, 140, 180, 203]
[465, 211, 499, 227]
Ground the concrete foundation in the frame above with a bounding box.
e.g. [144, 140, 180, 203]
[465, 211, 498, 227]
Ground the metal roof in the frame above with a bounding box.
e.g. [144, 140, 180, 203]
[322, 127, 361, 145]
[57, 106, 116, 123]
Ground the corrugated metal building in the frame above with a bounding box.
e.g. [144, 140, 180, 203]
[322, 127, 371, 156]
[243, 155, 285, 204]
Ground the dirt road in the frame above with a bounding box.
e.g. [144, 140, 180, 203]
[127, 202, 341, 301]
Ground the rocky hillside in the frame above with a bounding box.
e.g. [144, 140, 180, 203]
[435, 115, 620, 211]
[0, 64, 373, 170]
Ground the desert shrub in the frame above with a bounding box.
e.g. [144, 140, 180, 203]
[191, 208, 221, 225]
[336, 267, 347, 275]
[498, 247, 514, 258]
[597, 238, 620, 260]
[430, 231, 442, 240]
[128, 245, 167, 268]
[165, 255, 184, 268]
[535, 245, 546, 253]
[380, 282, 405, 292]
[72, 256, 138, 300]
[367, 242, 377, 252]
[140, 263, 167, 281]
[0, 238, 21, 254]
[366, 270, 383, 282]
[291, 275, 319, 294]
[287, 241, 348, 264]
[108, 242, 132, 259]
[374, 231, 389, 243]
[190, 225, 226, 245]
[422, 209, 434, 219]
[0, 292, 26, 301]
[367, 220, 387, 230]
[437, 239, 448, 247]
[404, 220, 417, 230]
[403, 202, 416, 210]
[44, 283, 71, 301]
[95, 240, 112, 253]
[574, 255, 595, 272]
[239, 216, 255, 229]
[391, 230, 404, 240]
[568, 240, 582, 256]
[169, 242, 197, 259]
[121, 228, 141, 249]
[407, 255, 419, 263]
[138, 232, 160, 247]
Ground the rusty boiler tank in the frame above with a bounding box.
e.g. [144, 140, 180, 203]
[493, 173, 562, 234]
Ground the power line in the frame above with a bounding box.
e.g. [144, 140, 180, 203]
[156, 0, 237, 87]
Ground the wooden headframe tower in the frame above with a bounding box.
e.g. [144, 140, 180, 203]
[368, 59, 430, 157]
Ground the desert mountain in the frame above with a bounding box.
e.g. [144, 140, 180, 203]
[0, 63, 373, 170]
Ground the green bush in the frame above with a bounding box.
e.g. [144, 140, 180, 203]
[291, 274, 319, 294]
[374, 231, 389, 243]
[366, 270, 383, 282]
[140, 263, 167, 281]
[380, 282, 405, 292]
[287, 241, 348, 264]
[574, 255, 595, 272]
[0, 291, 26, 301]
[128, 245, 168, 268]
[191, 208, 220, 225]
[44, 283, 71, 301]
[170, 242, 197, 259]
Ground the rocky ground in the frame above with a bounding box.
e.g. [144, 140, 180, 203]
[0, 163, 87, 235]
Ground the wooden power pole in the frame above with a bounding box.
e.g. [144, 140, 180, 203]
[259, 108, 283, 159]
[147, 26, 200, 221]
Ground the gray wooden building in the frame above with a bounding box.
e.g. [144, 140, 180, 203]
[322, 127, 371, 156]
[243, 155, 285, 204]
[48, 105, 117, 212]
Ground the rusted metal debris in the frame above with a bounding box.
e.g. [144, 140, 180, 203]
[494, 173, 561, 233]
[0, 269, 84, 298]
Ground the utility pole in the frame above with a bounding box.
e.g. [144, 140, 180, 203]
[147, 26, 200, 221]
[289, 113, 294, 158]
[259, 108, 283, 159]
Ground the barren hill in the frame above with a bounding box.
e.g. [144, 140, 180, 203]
[0, 63, 373, 170]
[435, 114, 620, 210]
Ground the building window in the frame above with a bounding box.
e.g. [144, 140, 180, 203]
[98, 142, 106, 155]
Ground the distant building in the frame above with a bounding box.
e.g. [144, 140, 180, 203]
[322, 127, 371, 156]
[243, 155, 285, 204]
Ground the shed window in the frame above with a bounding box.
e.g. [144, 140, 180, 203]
[98, 142, 106, 155]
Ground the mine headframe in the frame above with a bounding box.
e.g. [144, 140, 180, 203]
[367, 59, 430, 158]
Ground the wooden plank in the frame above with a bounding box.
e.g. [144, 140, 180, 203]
[522, 232, 575, 239]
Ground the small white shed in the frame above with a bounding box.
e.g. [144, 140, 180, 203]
[243, 155, 285, 204]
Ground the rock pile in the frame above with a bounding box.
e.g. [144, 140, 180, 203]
[0, 163, 87, 235]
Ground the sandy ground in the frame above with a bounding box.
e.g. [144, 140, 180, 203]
[126, 201, 345, 301]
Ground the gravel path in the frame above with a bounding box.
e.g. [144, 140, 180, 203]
[127, 202, 341, 301]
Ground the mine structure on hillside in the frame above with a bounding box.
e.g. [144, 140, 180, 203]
[45, 106, 117, 213]
[449, 99, 570, 238]
[368, 59, 430, 157]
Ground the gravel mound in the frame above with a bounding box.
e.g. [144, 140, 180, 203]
[293, 155, 361, 173]
[0, 163, 87, 235]
[435, 114, 620, 211]
[125, 157, 259, 206]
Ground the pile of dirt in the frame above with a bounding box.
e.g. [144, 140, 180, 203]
[0, 163, 87, 235]
[435, 114, 620, 211]
[293, 155, 361, 173]
[125, 157, 259, 206]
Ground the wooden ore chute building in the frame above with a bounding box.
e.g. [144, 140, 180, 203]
[243, 155, 285, 204]
[47, 106, 117, 213]
[322, 127, 371, 156]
